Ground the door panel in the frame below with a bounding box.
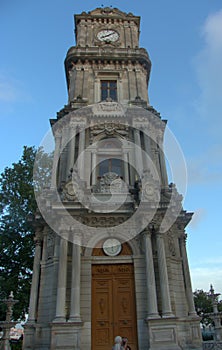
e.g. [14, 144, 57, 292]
[92, 278, 113, 349]
[92, 264, 138, 350]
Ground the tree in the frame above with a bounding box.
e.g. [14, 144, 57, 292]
[0, 146, 52, 321]
[194, 289, 222, 326]
[194, 289, 213, 325]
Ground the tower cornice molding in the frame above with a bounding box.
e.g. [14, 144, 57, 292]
[66, 47, 150, 69]
[75, 7, 140, 27]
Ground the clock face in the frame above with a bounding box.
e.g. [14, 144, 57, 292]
[103, 238, 122, 256]
[97, 30, 119, 42]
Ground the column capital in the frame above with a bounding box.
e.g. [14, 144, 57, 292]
[156, 231, 164, 238]
[34, 228, 43, 245]
[143, 228, 152, 237]
[180, 232, 187, 246]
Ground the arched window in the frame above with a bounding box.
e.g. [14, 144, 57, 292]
[98, 158, 122, 176]
[97, 138, 123, 177]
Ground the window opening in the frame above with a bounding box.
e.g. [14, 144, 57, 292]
[101, 80, 117, 101]
[98, 158, 122, 177]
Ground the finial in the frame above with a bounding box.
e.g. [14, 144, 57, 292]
[210, 284, 214, 295]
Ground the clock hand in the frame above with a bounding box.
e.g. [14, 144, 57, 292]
[101, 32, 115, 39]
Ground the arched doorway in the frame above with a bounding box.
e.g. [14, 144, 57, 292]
[91, 242, 138, 350]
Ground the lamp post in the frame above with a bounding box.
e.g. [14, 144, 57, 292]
[0, 291, 18, 350]
[205, 285, 222, 342]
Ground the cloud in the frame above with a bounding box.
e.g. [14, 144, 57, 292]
[189, 208, 207, 228]
[185, 143, 222, 185]
[0, 73, 32, 115]
[194, 9, 222, 124]
[190, 254, 222, 293]
[0, 74, 21, 102]
[190, 266, 222, 293]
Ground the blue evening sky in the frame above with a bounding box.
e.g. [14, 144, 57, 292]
[1, 1, 222, 294]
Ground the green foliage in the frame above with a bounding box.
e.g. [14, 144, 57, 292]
[193, 289, 221, 326]
[0, 146, 53, 321]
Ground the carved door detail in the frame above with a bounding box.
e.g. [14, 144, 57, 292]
[92, 264, 138, 350]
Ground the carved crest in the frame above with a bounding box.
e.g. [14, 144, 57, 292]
[92, 101, 126, 117]
[93, 172, 128, 194]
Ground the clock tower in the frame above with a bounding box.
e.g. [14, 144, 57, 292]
[23, 7, 202, 350]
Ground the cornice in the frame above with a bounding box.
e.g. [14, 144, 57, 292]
[65, 47, 151, 73]
[75, 7, 140, 27]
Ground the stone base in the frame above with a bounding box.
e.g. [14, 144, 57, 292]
[146, 317, 203, 350]
[50, 321, 82, 350]
[22, 323, 35, 349]
[23, 321, 82, 350]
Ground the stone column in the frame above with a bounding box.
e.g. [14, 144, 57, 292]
[134, 128, 143, 177]
[75, 65, 82, 98]
[123, 151, 129, 185]
[82, 65, 89, 99]
[144, 231, 159, 318]
[91, 151, 97, 185]
[59, 126, 69, 184]
[41, 227, 48, 262]
[158, 141, 168, 187]
[128, 148, 134, 186]
[143, 129, 151, 173]
[78, 126, 85, 179]
[156, 233, 174, 317]
[69, 243, 81, 322]
[27, 228, 43, 322]
[54, 237, 68, 322]
[51, 132, 61, 189]
[180, 234, 197, 316]
[66, 123, 76, 180]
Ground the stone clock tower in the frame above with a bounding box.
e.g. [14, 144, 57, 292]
[23, 7, 202, 350]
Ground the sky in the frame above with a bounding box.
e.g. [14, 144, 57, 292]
[1, 0, 222, 295]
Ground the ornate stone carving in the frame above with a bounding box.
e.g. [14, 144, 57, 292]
[92, 101, 126, 117]
[63, 181, 79, 200]
[82, 215, 127, 227]
[93, 172, 128, 193]
[47, 230, 55, 259]
[167, 234, 176, 257]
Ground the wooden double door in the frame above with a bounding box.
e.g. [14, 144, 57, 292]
[92, 264, 138, 350]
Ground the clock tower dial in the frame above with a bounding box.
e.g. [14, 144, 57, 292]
[97, 29, 119, 42]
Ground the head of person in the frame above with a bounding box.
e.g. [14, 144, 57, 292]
[114, 336, 122, 344]
[122, 337, 128, 346]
